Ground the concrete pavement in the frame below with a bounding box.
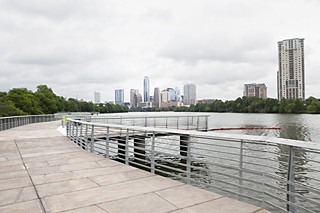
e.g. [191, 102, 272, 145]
[0, 121, 270, 213]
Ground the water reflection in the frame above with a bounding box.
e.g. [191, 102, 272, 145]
[241, 124, 275, 136]
[275, 114, 311, 141]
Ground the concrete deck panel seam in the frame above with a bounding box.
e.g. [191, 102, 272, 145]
[87, 172, 155, 187]
[156, 188, 225, 211]
[13, 139, 47, 213]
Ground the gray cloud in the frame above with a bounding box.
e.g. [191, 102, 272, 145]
[158, 32, 274, 63]
[0, 0, 319, 101]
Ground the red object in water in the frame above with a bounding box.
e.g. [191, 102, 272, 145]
[209, 127, 282, 131]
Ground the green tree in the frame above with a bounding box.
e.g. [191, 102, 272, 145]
[0, 92, 25, 117]
[306, 98, 320, 114]
[7, 88, 42, 114]
[65, 98, 80, 112]
[35, 85, 60, 114]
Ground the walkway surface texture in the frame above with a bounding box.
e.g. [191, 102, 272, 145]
[0, 121, 270, 213]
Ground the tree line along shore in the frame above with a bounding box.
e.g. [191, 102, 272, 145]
[1, 85, 320, 117]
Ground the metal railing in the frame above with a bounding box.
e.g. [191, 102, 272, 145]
[60, 113, 209, 131]
[0, 115, 59, 131]
[89, 115, 209, 131]
[66, 119, 320, 213]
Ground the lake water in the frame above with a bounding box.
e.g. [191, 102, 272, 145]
[208, 112, 320, 143]
[124, 111, 320, 143]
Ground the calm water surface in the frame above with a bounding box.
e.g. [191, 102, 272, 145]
[208, 112, 320, 142]
[125, 111, 320, 142]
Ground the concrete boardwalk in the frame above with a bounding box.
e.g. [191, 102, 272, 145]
[0, 121, 269, 213]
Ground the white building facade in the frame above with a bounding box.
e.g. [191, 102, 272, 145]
[277, 38, 305, 100]
[94, 91, 101, 103]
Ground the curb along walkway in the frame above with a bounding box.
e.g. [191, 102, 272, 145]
[0, 121, 270, 213]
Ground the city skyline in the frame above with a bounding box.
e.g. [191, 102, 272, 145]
[113, 76, 192, 107]
[1, 1, 320, 102]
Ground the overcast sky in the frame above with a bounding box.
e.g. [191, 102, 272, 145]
[1, 0, 319, 102]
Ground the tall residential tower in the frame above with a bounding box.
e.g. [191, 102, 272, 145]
[277, 38, 305, 100]
[243, 83, 267, 99]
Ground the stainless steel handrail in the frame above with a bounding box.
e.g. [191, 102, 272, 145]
[0, 114, 58, 131]
[66, 118, 320, 213]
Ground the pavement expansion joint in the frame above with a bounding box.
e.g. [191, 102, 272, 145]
[13, 139, 47, 213]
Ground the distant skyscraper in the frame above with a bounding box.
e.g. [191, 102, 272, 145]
[115, 89, 124, 105]
[277, 38, 305, 100]
[175, 87, 181, 102]
[243, 83, 267, 99]
[143, 76, 150, 102]
[183, 84, 196, 105]
[166, 88, 176, 102]
[135, 92, 143, 107]
[130, 89, 141, 108]
[94, 91, 100, 103]
[130, 89, 137, 107]
[153, 87, 160, 108]
[160, 90, 169, 103]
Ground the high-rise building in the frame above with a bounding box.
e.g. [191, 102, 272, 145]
[160, 90, 169, 103]
[243, 83, 267, 99]
[130, 89, 137, 107]
[143, 76, 150, 102]
[175, 87, 181, 103]
[166, 88, 176, 102]
[135, 92, 142, 107]
[94, 91, 100, 103]
[153, 87, 161, 108]
[277, 38, 305, 100]
[183, 83, 196, 105]
[130, 89, 142, 108]
[115, 89, 124, 105]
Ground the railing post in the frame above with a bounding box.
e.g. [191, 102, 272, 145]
[166, 117, 168, 129]
[151, 132, 155, 174]
[287, 146, 296, 213]
[205, 116, 208, 131]
[75, 123, 79, 145]
[79, 124, 83, 146]
[69, 121, 72, 140]
[84, 124, 88, 150]
[177, 117, 179, 129]
[145, 118, 147, 127]
[187, 117, 190, 130]
[105, 126, 110, 158]
[90, 125, 95, 153]
[66, 119, 70, 138]
[125, 128, 129, 165]
[239, 140, 244, 199]
[186, 135, 191, 184]
[197, 117, 200, 131]
[71, 122, 75, 142]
